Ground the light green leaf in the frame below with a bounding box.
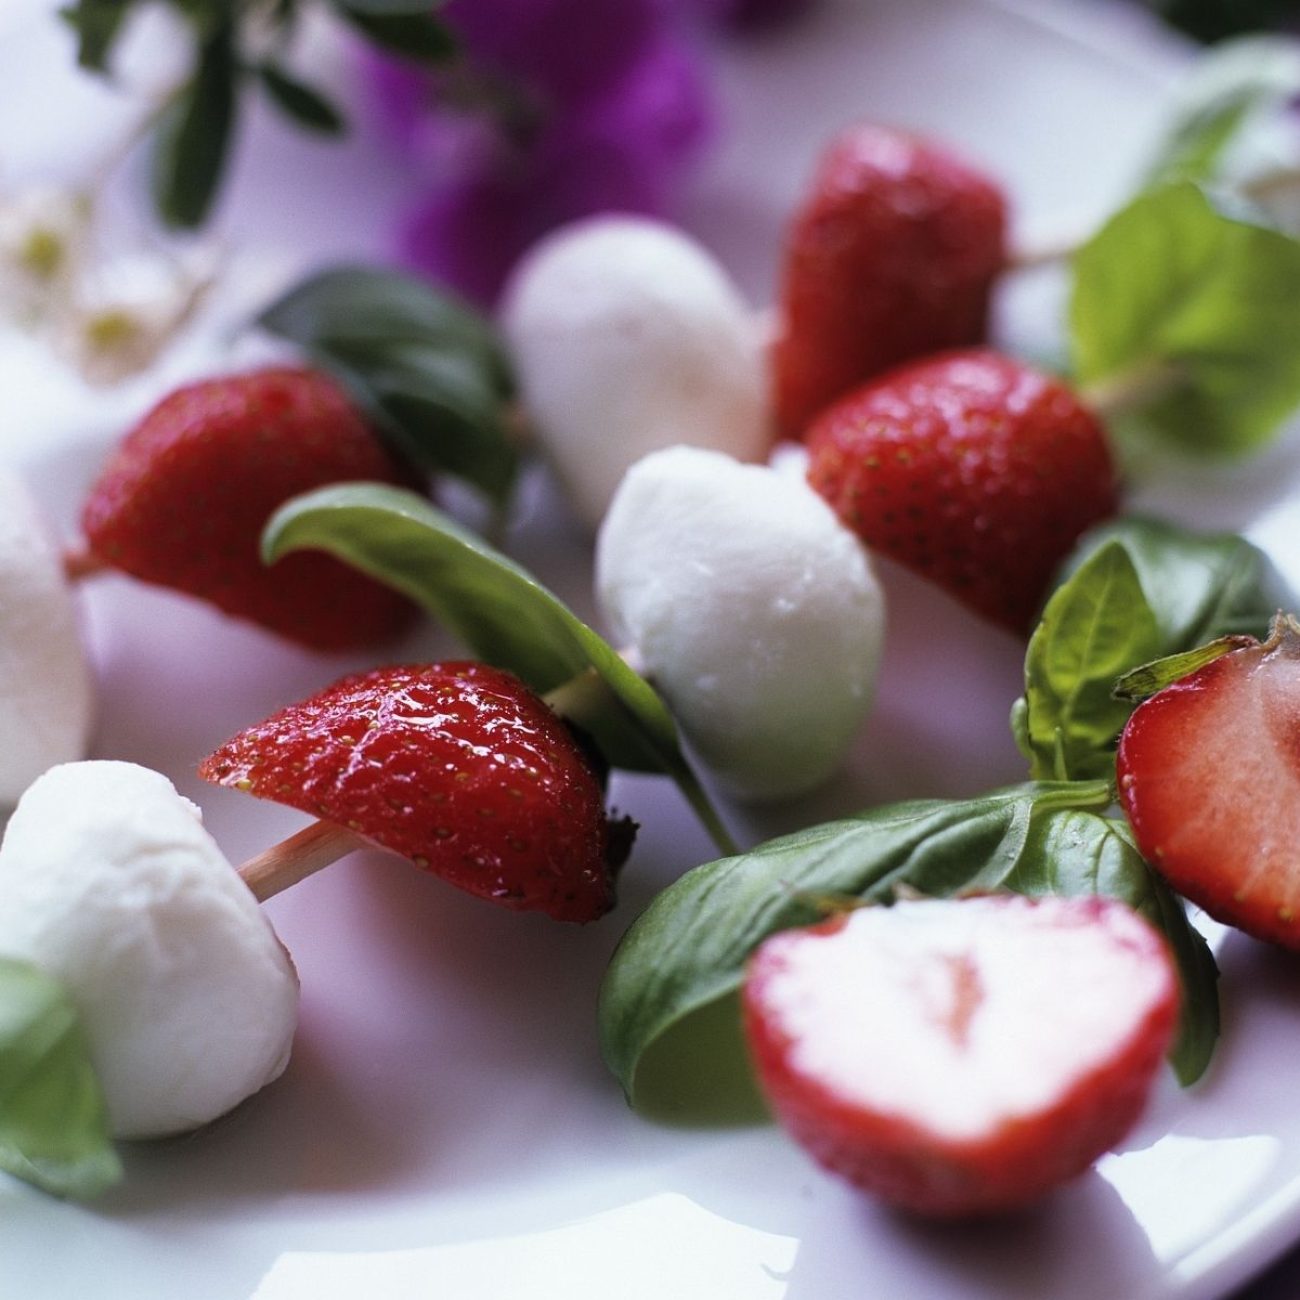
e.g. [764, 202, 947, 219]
[257, 266, 517, 504]
[263, 483, 735, 855]
[0, 958, 120, 1199]
[1021, 542, 1163, 781]
[1057, 516, 1284, 648]
[1145, 36, 1300, 186]
[1072, 181, 1300, 458]
[599, 781, 1219, 1120]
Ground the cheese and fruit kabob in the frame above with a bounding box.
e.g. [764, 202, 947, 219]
[7, 43, 1300, 1216]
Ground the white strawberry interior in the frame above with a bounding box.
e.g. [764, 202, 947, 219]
[761, 896, 1168, 1142]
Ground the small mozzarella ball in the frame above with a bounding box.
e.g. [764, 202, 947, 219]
[596, 447, 885, 801]
[0, 463, 93, 805]
[501, 216, 768, 528]
[0, 761, 298, 1139]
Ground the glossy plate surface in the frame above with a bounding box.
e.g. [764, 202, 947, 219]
[3, 1, 1300, 1297]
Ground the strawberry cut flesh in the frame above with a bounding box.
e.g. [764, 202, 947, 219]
[743, 895, 1177, 1217]
[1118, 622, 1300, 949]
[200, 662, 620, 923]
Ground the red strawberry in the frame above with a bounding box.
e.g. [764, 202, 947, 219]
[805, 349, 1118, 633]
[773, 123, 1008, 439]
[1117, 616, 1300, 949]
[743, 894, 1177, 1217]
[199, 661, 628, 922]
[81, 366, 416, 650]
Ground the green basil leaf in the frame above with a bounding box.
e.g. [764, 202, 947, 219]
[1058, 516, 1284, 648]
[600, 781, 1218, 1119]
[328, 0, 455, 61]
[151, 23, 238, 229]
[1102, 817, 1220, 1085]
[263, 483, 736, 855]
[0, 958, 120, 1199]
[258, 63, 345, 135]
[58, 0, 134, 72]
[1021, 542, 1164, 781]
[1072, 181, 1300, 458]
[1145, 37, 1300, 186]
[257, 266, 517, 504]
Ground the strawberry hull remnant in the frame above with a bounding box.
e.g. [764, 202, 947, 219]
[806, 349, 1119, 633]
[201, 661, 627, 923]
[743, 895, 1178, 1217]
[81, 366, 418, 651]
[1118, 616, 1300, 950]
[774, 122, 1008, 440]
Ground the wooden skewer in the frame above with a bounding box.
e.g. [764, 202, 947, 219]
[237, 821, 369, 903]
[62, 543, 107, 582]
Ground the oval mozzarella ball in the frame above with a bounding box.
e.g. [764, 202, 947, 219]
[0, 464, 93, 805]
[0, 761, 299, 1139]
[596, 447, 885, 801]
[501, 216, 769, 528]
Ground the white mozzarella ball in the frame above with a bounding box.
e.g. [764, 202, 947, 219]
[0, 761, 298, 1139]
[596, 447, 885, 801]
[501, 216, 768, 528]
[0, 464, 93, 805]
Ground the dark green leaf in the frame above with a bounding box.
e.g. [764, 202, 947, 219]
[258, 63, 345, 135]
[1145, 38, 1300, 186]
[1104, 818, 1220, 1084]
[1113, 636, 1254, 702]
[599, 781, 1219, 1119]
[1020, 542, 1163, 781]
[1072, 181, 1300, 458]
[1145, 0, 1297, 44]
[0, 958, 120, 1199]
[257, 266, 517, 504]
[58, 0, 133, 72]
[1057, 516, 1284, 649]
[151, 23, 238, 229]
[263, 483, 735, 855]
[328, 0, 455, 61]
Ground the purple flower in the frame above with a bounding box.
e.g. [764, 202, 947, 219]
[441, 0, 669, 109]
[399, 33, 712, 306]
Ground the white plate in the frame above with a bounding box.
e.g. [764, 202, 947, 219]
[4, 1, 1300, 1297]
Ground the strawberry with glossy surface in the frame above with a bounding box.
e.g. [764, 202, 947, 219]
[743, 894, 1177, 1217]
[1117, 616, 1300, 949]
[773, 122, 1008, 439]
[200, 661, 626, 922]
[81, 366, 416, 650]
[806, 349, 1118, 632]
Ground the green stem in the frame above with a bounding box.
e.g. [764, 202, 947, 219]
[1081, 359, 1186, 421]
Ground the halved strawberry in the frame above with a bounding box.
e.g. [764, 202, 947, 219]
[773, 122, 1008, 439]
[81, 366, 417, 650]
[199, 661, 628, 922]
[743, 894, 1177, 1217]
[805, 349, 1118, 633]
[1117, 616, 1300, 949]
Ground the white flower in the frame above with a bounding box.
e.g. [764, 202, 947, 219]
[0, 186, 90, 324]
[52, 248, 215, 385]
